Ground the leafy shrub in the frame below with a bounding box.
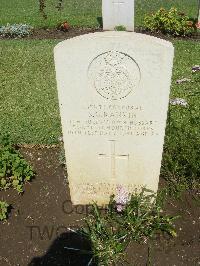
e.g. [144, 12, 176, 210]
[82, 188, 177, 265]
[144, 8, 196, 36]
[0, 24, 33, 38]
[0, 135, 34, 193]
[0, 201, 9, 221]
[114, 25, 126, 31]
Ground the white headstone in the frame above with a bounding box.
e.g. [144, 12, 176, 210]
[198, 1, 200, 23]
[54, 32, 174, 205]
[102, 0, 134, 31]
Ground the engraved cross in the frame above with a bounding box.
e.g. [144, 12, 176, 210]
[99, 140, 129, 181]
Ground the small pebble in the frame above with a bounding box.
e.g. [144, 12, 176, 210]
[170, 98, 188, 107]
[176, 78, 191, 84]
[192, 65, 200, 72]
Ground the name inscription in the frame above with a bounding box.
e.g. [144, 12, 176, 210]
[66, 103, 159, 137]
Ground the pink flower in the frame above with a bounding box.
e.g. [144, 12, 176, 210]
[115, 185, 130, 212]
[196, 22, 200, 29]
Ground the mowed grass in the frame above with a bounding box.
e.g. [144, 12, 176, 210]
[0, 0, 198, 28]
[0, 39, 199, 144]
[162, 40, 200, 188]
[0, 40, 61, 144]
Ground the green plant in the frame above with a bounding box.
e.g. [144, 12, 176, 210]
[0, 201, 9, 221]
[83, 203, 127, 265]
[0, 23, 33, 38]
[39, 0, 47, 19]
[114, 25, 126, 31]
[144, 7, 196, 36]
[0, 135, 34, 193]
[82, 188, 177, 265]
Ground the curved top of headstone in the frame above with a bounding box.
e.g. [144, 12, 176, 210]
[54, 31, 174, 51]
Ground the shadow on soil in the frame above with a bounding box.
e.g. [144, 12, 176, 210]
[28, 232, 96, 266]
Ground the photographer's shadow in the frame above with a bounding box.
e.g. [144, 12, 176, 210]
[29, 232, 96, 266]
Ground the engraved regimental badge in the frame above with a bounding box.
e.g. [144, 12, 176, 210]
[88, 51, 140, 100]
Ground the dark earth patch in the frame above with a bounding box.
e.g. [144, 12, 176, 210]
[0, 27, 102, 40]
[0, 147, 199, 265]
[0, 27, 199, 41]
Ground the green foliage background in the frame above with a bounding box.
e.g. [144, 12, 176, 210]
[0, 0, 198, 28]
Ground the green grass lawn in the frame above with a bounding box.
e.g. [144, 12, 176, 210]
[0, 39, 199, 145]
[0, 40, 61, 144]
[162, 40, 200, 189]
[0, 0, 198, 28]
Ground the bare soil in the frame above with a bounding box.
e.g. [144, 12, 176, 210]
[0, 27, 199, 41]
[0, 147, 199, 266]
[0, 28, 102, 40]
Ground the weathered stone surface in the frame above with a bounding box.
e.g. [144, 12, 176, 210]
[54, 32, 174, 205]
